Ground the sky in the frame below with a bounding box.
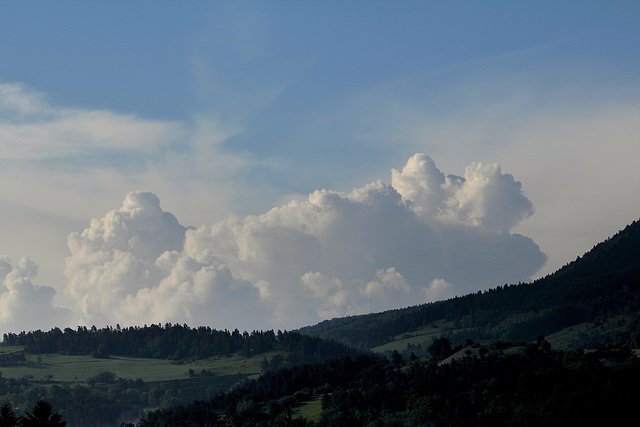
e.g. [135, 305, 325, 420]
[0, 1, 639, 334]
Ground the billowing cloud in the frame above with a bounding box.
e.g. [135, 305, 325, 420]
[391, 153, 534, 231]
[0, 256, 72, 334]
[64, 191, 267, 331]
[424, 277, 454, 302]
[62, 155, 545, 330]
[363, 268, 411, 299]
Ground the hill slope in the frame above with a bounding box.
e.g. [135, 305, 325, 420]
[298, 219, 640, 352]
[0, 327, 363, 426]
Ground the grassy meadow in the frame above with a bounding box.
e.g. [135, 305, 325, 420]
[370, 320, 463, 353]
[0, 345, 282, 384]
[369, 312, 640, 355]
[294, 395, 323, 423]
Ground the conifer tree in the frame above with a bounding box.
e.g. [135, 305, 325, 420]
[20, 400, 65, 427]
[0, 402, 17, 427]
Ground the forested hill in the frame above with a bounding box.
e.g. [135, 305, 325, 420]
[298, 219, 640, 351]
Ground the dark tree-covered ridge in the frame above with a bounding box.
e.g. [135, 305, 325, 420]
[3, 324, 275, 359]
[298, 219, 640, 349]
[2, 325, 361, 365]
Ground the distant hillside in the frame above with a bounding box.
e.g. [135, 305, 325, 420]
[0, 326, 363, 427]
[298, 220, 640, 352]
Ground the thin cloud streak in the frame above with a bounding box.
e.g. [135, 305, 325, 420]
[0, 82, 187, 161]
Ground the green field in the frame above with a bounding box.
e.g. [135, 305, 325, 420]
[294, 395, 323, 422]
[293, 396, 322, 422]
[0, 345, 292, 424]
[370, 312, 639, 355]
[545, 314, 637, 349]
[370, 320, 462, 353]
[0, 345, 281, 383]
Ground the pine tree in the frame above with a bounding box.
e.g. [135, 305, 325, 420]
[0, 402, 18, 427]
[19, 400, 66, 427]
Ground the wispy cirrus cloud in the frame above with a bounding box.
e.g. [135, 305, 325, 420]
[0, 81, 187, 162]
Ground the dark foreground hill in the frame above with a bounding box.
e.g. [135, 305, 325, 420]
[298, 219, 640, 353]
[137, 339, 639, 426]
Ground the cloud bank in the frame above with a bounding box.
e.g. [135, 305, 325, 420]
[58, 154, 545, 331]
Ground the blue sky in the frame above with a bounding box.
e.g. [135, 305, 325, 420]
[1, 1, 639, 332]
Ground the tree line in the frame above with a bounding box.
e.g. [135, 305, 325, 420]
[3, 324, 277, 360]
[3, 324, 363, 365]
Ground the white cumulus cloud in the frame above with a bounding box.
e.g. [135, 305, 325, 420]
[0, 256, 72, 334]
[424, 277, 455, 301]
[391, 153, 534, 231]
[64, 191, 266, 331]
[363, 267, 411, 299]
[62, 155, 545, 330]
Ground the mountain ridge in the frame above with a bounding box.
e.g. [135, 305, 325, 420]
[297, 219, 640, 352]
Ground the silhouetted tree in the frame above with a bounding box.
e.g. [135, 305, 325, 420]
[20, 400, 65, 427]
[428, 337, 453, 361]
[0, 402, 17, 427]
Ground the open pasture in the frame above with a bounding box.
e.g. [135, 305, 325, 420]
[0, 346, 283, 383]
